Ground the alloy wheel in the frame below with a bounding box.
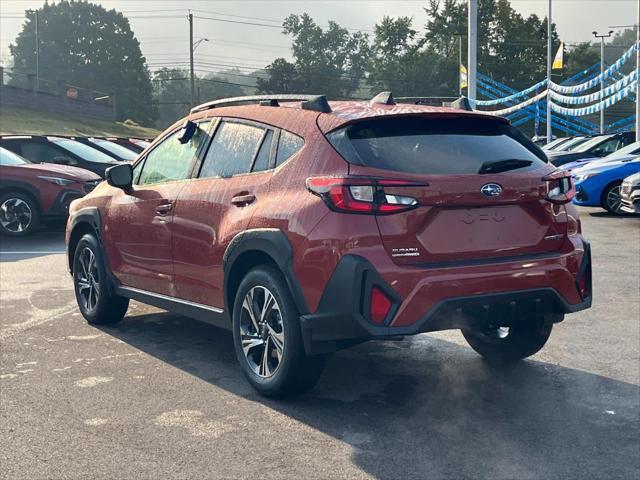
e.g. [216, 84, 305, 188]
[0, 198, 32, 233]
[239, 286, 284, 378]
[606, 185, 623, 213]
[76, 247, 100, 312]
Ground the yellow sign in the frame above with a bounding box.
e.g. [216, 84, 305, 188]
[552, 42, 564, 70]
[460, 64, 468, 89]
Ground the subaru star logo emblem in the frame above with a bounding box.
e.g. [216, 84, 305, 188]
[481, 183, 503, 197]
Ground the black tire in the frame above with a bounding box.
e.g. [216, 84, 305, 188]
[72, 233, 129, 325]
[601, 181, 624, 215]
[0, 191, 40, 237]
[232, 265, 325, 397]
[461, 318, 553, 363]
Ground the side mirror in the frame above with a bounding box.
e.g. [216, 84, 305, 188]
[53, 156, 70, 165]
[177, 120, 197, 144]
[106, 163, 133, 190]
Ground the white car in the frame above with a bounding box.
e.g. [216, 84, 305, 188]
[620, 172, 640, 215]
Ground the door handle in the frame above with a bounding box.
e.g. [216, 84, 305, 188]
[155, 202, 173, 215]
[231, 194, 256, 206]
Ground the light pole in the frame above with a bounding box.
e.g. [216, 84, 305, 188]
[189, 36, 209, 109]
[467, 0, 477, 102]
[593, 30, 614, 134]
[546, 0, 552, 144]
[189, 12, 195, 109]
[192, 38, 209, 52]
[636, 2, 640, 142]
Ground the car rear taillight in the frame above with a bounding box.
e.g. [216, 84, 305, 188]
[306, 177, 423, 215]
[543, 170, 575, 204]
[370, 286, 392, 324]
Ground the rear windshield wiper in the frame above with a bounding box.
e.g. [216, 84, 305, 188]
[479, 159, 533, 174]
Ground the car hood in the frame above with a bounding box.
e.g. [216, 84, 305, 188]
[17, 163, 102, 181]
[572, 158, 638, 176]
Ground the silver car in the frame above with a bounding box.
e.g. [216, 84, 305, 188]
[620, 172, 640, 214]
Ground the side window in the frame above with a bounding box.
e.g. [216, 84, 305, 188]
[276, 131, 304, 167]
[594, 138, 621, 155]
[22, 142, 76, 165]
[137, 121, 211, 185]
[199, 121, 264, 178]
[252, 130, 274, 172]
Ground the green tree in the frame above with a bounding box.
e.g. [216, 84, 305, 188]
[257, 14, 370, 98]
[563, 43, 599, 81]
[367, 16, 453, 96]
[424, 0, 560, 92]
[10, 0, 156, 124]
[153, 68, 246, 129]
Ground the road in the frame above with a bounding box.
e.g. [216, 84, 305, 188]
[1, 209, 639, 480]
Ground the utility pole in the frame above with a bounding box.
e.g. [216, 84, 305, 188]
[467, 0, 477, 102]
[546, 0, 552, 144]
[189, 12, 195, 109]
[593, 30, 614, 134]
[34, 9, 40, 91]
[458, 34, 463, 96]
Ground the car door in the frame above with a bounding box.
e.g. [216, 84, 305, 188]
[103, 122, 212, 297]
[172, 119, 277, 308]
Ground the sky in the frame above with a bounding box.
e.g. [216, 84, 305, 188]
[0, 0, 637, 77]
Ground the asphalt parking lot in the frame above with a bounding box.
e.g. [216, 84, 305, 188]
[1, 208, 638, 480]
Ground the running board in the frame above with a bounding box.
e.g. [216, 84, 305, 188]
[116, 286, 230, 330]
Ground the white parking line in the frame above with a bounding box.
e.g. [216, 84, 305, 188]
[0, 251, 65, 254]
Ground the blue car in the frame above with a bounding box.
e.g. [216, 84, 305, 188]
[573, 156, 640, 214]
[561, 140, 640, 171]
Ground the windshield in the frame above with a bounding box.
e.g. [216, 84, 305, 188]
[607, 141, 640, 159]
[544, 137, 571, 150]
[327, 116, 546, 175]
[0, 147, 30, 166]
[89, 139, 137, 160]
[571, 135, 613, 152]
[557, 137, 589, 151]
[49, 138, 116, 163]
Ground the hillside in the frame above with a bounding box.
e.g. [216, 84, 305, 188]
[0, 107, 161, 138]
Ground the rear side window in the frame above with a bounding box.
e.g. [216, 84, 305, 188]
[276, 131, 304, 167]
[327, 116, 547, 175]
[200, 121, 264, 178]
[252, 130, 274, 172]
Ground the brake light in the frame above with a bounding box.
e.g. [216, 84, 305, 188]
[370, 286, 392, 324]
[306, 177, 423, 215]
[543, 170, 575, 204]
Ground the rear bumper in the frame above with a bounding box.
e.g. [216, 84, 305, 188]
[300, 240, 592, 354]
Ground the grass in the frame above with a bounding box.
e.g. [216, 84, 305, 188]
[0, 106, 161, 138]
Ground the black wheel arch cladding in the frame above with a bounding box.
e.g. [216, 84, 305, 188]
[223, 229, 310, 315]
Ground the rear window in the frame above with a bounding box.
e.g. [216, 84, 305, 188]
[327, 116, 546, 175]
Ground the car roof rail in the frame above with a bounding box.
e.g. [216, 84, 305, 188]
[190, 94, 332, 114]
[396, 96, 460, 107]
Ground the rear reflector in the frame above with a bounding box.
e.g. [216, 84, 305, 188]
[306, 176, 423, 215]
[370, 286, 392, 324]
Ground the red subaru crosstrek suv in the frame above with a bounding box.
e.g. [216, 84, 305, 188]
[65, 93, 592, 396]
[1, 146, 101, 236]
